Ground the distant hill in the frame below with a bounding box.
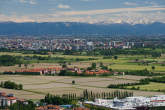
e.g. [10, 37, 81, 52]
[0, 22, 165, 36]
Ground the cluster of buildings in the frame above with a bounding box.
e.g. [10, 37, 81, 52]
[15, 67, 62, 75]
[85, 69, 110, 75]
[0, 92, 28, 107]
[0, 92, 17, 107]
[35, 105, 90, 110]
[85, 95, 165, 110]
[0, 38, 146, 51]
[36, 105, 64, 110]
[13, 66, 112, 75]
[0, 91, 89, 110]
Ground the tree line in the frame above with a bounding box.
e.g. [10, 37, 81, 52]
[41, 93, 74, 105]
[0, 81, 23, 90]
[86, 48, 162, 57]
[149, 76, 165, 83]
[125, 69, 159, 76]
[0, 55, 23, 66]
[41, 89, 134, 106]
[108, 79, 150, 90]
[82, 89, 133, 100]
[9, 101, 35, 110]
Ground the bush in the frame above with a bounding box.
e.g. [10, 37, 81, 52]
[0, 81, 23, 90]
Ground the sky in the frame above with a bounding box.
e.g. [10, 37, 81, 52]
[0, 0, 165, 24]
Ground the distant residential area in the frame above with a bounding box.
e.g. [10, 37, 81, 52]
[0, 37, 164, 51]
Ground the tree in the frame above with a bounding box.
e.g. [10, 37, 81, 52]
[24, 63, 28, 69]
[62, 64, 67, 69]
[18, 63, 22, 68]
[9, 101, 35, 110]
[101, 66, 108, 70]
[91, 63, 96, 69]
[152, 66, 155, 71]
[18, 84, 23, 90]
[0, 55, 23, 66]
[152, 52, 161, 58]
[109, 68, 113, 72]
[99, 62, 103, 67]
[1, 81, 23, 90]
[114, 56, 118, 60]
[72, 80, 75, 85]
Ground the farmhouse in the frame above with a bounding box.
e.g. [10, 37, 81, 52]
[0, 92, 17, 107]
[85, 69, 110, 75]
[15, 67, 62, 75]
[67, 67, 82, 74]
[73, 107, 90, 110]
[36, 105, 64, 110]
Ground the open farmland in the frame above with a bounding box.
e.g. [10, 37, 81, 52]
[1, 52, 165, 73]
[0, 75, 164, 100]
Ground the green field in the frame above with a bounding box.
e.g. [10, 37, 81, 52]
[1, 52, 165, 73]
[127, 82, 165, 92]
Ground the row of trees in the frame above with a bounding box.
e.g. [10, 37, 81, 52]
[150, 76, 165, 83]
[0, 55, 23, 66]
[125, 69, 158, 76]
[87, 62, 109, 70]
[86, 48, 162, 57]
[9, 101, 35, 110]
[82, 89, 133, 100]
[41, 89, 134, 106]
[3, 71, 41, 75]
[108, 79, 150, 89]
[41, 93, 73, 105]
[0, 81, 23, 90]
[0, 54, 97, 67]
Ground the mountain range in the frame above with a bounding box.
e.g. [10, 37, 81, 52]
[0, 22, 165, 36]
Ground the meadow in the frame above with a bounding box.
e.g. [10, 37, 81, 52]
[127, 82, 165, 92]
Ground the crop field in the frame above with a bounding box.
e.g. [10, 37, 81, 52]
[1, 52, 165, 73]
[0, 75, 164, 100]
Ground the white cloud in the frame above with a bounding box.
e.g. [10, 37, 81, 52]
[1, 6, 165, 24]
[0, 14, 35, 22]
[19, 0, 36, 5]
[54, 7, 165, 16]
[58, 4, 71, 9]
[124, 2, 137, 6]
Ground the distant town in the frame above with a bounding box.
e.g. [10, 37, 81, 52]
[1, 37, 165, 51]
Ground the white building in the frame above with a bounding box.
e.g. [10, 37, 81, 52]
[0, 92, 17, 107]
[84, 95, 165, 110]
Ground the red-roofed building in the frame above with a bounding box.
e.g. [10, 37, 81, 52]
[85, 69, 110, 75]
[15, 67, 62, 75]
[0, 92, 17, 107]
[35, 105, 64, 110]
[73, 107, 90, 110]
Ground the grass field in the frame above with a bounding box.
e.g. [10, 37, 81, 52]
[0, 52, 165, 73]
[1, 52, 165, 73]
[0, 75, 164, 100]
[127, 82, 165, 92]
